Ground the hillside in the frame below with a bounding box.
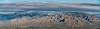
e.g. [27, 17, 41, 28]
[0, 3, 99, 29]
[0, 12, 98, 29]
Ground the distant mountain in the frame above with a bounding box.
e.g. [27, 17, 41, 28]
[0, 10, 96, 20]
[80, 3, 100, 6]
[0, 7, 100, 20]
[0, 3, 99, 10]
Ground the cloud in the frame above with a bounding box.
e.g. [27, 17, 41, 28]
[0, 0, 99, 4]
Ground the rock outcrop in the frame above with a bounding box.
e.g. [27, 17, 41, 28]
[9, 12, 97, 29]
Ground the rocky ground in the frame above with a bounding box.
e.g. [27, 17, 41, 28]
[0, 12, 99, 29]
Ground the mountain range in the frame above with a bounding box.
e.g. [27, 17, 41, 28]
[0, 3, 100, 29]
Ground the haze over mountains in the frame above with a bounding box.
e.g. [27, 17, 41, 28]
[0, 3, 99, 9]
[0, 3, 100, 20]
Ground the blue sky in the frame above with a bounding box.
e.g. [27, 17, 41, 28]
[0, 0, 99, 4]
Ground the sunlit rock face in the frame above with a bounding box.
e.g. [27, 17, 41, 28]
[3, 12, 95, 29]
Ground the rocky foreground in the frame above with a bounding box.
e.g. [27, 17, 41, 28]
[0, 12, 99, 29]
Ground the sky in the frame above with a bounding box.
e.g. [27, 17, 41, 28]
[0, 0, 99, 4]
